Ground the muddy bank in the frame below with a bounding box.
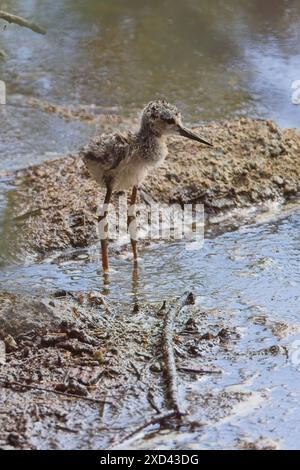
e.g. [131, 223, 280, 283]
[5, 117, 300, 256]
[0, 290, 287, 449]
[0, 289, 113, 336]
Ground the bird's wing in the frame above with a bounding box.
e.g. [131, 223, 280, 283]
[80, 132, 135, 170]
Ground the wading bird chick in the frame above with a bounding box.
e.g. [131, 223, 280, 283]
[81, 100, 212, 273]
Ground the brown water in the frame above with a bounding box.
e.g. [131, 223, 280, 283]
[1, 0, 300, 169]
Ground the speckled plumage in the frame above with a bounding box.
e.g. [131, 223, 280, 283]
[81, 130, 167, 190]
[79, 99, 212, 272]
[80, 100, 183, 190]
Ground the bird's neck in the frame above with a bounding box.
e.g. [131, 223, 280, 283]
[137, 123, 168, 163]
[137, 122, 165, 144]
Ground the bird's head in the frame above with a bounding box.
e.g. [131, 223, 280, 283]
[141, 99, 212, 146]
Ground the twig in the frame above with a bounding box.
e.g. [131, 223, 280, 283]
[0, 10, 46, 35]
[179, 367, 222, 375]
[162, 293, 192, 417]
[55, 425, 78, 434]
[109, 410, 176, 449]
[0, 377, 111, 405]
[129, 360, 142, 380]
[147, 390, 161, 414]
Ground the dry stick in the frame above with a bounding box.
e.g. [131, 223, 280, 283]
[0, 378, 110, 405]
[109, 410, 176, 449]
[179, 367, 222, 375]
[162, 293, 191, 417]
[0, 10, 46, 34]
[109, 293, 192, 449]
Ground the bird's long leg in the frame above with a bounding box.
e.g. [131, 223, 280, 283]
[98, 186, 112, 273]
[128, 185, 138, 263]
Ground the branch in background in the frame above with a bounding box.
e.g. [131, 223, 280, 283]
[0, 10, 46, 35]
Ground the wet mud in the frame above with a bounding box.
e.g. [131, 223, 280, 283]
[0, 289, 291, 449]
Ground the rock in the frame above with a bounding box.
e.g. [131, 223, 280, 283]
[4, 335, 18, 352]
[200, 332, 215, 340]
[150, 362, 162, 373]
[0, 339, 5, 364]
[283, 182, 297, 195]
[53, 289, 68, 298]
[269, 146, 282, 158]
[272, 175, 284, 186]
[267, 120, 278, 133]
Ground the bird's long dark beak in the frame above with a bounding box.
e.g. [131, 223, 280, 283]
[178, 124, 213, 147]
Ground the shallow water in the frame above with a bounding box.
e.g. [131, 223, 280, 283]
[0, 208, 299, 309]
[2, 209, 299, 448]
[1, 0, 300, 171]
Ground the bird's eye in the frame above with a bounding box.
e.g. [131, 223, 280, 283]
[165, 118, 175, 124]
